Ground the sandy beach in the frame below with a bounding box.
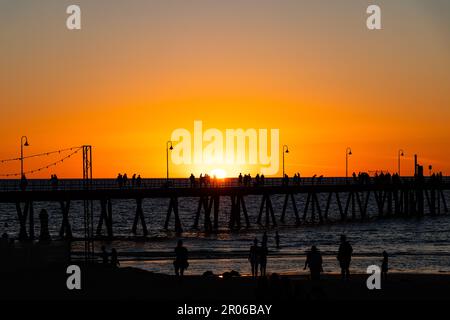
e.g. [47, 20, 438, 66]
[1, 265, 449, 301]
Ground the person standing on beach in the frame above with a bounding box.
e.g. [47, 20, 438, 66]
[174, 240, 189, 277]
[381, 251, 388, 280]
[262, 232, 268, 248]
[249, 238, 259, 278]
[111, 248, 120, 268]
[304, 245, 323, 281]
[259, 242, 268, 277]
[337, 235, 353, 280]
[275, 231, 280, 249]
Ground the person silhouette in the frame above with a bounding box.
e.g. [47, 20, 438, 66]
[136, 175, 142, 188]
[259, 242, 268, 276]
[116, 173, 123, 188]
[262, 232, 268, 248]
[275, 231, 280, 249]
[174, 240, 189, 276]
[189, 173, 195, 188]
[381, 251, 388, 280]
[249, 238, 259, 278]
[337, 235, 353, 280]
[238, 173, 243, 186]
[122, 174, 128, 187]
[304, 245, 323, 281]
[101, 246, 109, 265]
[50, 174, 59, 189]
[111, 248, 120, 268]
[131, 174, 136, 187]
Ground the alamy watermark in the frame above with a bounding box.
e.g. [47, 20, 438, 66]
[170, 121, 279, 175]
[65, 4, 382, 31]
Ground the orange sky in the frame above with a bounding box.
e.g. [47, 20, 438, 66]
[0, 0, 449, 178]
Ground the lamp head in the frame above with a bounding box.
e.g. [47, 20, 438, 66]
[24, 141, 29, 147]
[169, 145, 173, 150]
[348, 150, 352, 156]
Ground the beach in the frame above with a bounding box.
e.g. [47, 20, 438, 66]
[1, 265, 449, 301]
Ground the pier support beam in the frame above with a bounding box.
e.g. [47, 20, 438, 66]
[302, 192, 323, 223]
[97, 198, 114, 238]
[132, 198, 148, 236]
[193, 196, 213, 231]
[257, 194, 277, 227]
[280, 193, 300, 225]
[16, 201, 32, 241]
[164, 197, 183, 233]
[59, 200, 72, 240]
[229, 195, 250, 230]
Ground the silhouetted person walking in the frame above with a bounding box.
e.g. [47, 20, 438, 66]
[174, 240, 189, 276]
[304, 245, 323, 281]
[189, 173, 195, 187]
[249, 238, 259, 278]
[337, 235, 353, 280]
[111, 248, 120, 268]
[381, 251, 388, 280]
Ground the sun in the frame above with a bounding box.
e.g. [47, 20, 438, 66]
[210, 168, 227, 179]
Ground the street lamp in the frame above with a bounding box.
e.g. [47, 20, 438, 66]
[345, 147, 352, 179]
[282, 145, 289, 177]
[20, 136, 29, 177]
[166, 141, 173, 181]
[398, 149, 404, 176]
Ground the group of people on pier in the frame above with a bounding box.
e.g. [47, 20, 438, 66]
[116, 173, 142, 188]
[189, 173, 219, 188]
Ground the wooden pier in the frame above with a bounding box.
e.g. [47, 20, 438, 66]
[0, 177, 449, 241]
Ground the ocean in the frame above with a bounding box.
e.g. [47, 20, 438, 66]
[1, 186, 449, 276]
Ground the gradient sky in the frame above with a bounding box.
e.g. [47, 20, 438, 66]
[0, 0, 449, 178]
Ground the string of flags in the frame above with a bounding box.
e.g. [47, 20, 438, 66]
[0, 146, 82, 163]
[0, 147, 83, 177]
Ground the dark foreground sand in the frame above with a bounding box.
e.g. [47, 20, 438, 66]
[1, 265, 449, 301]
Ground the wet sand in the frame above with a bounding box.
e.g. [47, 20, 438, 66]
[1, 265, 450, 301]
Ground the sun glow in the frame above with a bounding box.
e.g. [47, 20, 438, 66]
[210, 168, 227, 179]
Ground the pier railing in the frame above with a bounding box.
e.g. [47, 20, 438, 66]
[0, 176, 449, 192]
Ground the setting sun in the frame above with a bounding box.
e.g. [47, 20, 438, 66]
[210, 168, 227, 179]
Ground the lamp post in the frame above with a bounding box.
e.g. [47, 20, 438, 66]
[20, 136, 29, 177]
[166, 141, 173, 181]
[282, 145, 289, 177]
[345, 147, 352, 179]
[398, 149, 404, 176]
